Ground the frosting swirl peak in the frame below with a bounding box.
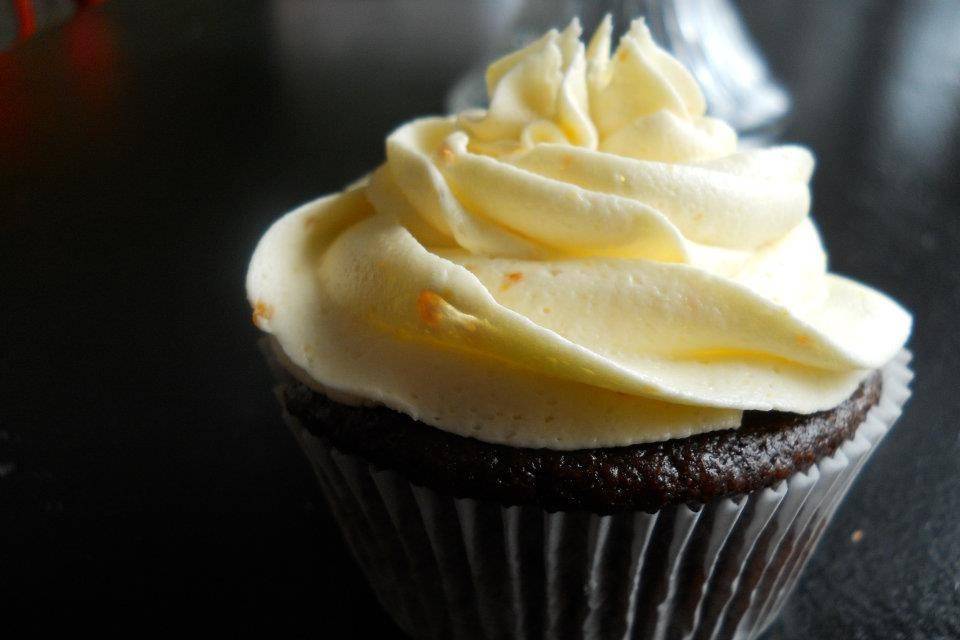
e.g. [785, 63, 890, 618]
[247, 18, 911, 448]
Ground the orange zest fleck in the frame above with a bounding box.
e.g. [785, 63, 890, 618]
[438, 144, 455, 164]
[500, 271, 524, 291]
[252, 300, 274, 327]
[795, 334, 812, 347]
[417, 290, 444, 327]
[560, 154, 573, 169]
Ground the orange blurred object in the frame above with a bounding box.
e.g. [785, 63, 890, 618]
[13, 0, 37, 40]
[8, 0, 108, 47]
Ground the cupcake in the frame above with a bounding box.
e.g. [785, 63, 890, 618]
[247, 17, 912, 640]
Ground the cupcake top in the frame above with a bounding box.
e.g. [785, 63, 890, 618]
[247, 17, 911, 449]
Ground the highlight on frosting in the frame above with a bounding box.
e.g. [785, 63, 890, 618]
[247, 17, 911, 449]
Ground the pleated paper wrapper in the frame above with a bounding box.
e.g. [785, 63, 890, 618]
[281, 351, 912, 640]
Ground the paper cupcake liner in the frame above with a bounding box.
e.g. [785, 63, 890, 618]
[282, 351, 912, 640]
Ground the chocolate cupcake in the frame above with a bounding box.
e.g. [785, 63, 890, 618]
[247, 17, 912, 640]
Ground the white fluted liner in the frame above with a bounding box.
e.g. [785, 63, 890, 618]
[285, 352, 912, 640]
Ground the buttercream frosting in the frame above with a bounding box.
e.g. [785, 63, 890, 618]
[247, 17, 911, 448]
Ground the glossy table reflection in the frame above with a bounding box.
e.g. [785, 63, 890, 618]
[2, 1, 958, 636]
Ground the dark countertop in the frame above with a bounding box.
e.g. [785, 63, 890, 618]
[2, 1, 958, 636]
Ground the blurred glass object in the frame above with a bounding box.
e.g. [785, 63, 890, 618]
[875, 0, 960, 176]
[447, 0, 791, 143]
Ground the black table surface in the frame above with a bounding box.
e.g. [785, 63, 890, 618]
[2, 0, 958, 635]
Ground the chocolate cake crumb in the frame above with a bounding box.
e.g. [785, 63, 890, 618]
[281, 372, 882, 514]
